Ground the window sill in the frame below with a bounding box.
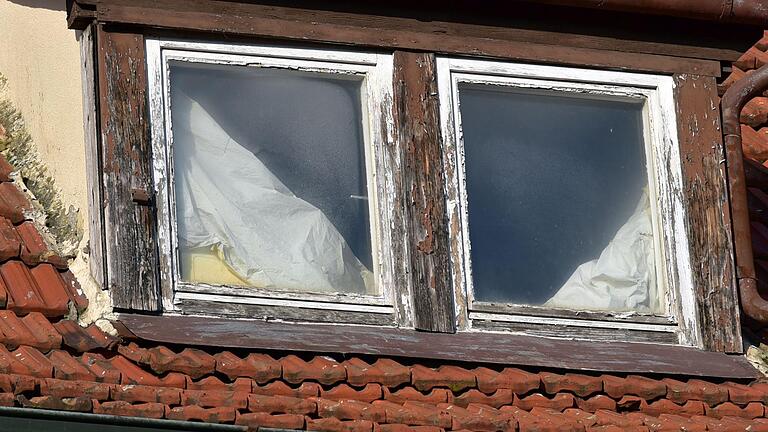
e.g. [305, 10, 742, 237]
[114, 313, 757, 379]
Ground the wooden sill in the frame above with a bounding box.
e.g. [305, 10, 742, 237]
[115, 313, 758, 379]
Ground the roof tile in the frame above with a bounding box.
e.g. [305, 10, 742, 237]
[146, 346, 215, 379]
[306, 417, 374, 432]
[540, 372, 602, 398]
[11, 345, 53, 378]
[1, 261, 59, 316]
[248, 394, 317, 415]
[322, 383, 382, 403]
[282, 355, 346, 385]
[474, 367, 539, 395]
[28, 264, 69, 316]
[186, 375, 251, 393]
[411, 365, 475, 393]
[58, 270, 87, 313]
[214, 351, 281, 383]
[92, 400, 165, 419]
[0, 392, 13, 407]
[17, 394, 92, 412]
[39, 377, 111, 400]
[181, 389, 248, 409]
[0, 183, 31, 224]
[705, 401, 765, 419]
[54, 320, 107, 352]
[344, 358, 410, 388]
[383, 387, 451, 405]
[722, 382, 768, 405]
[662, 378, 729, 406]
[374, 401, 452, 428]
[575, 394, 617, 413]
[80, 352, 121, 384]
[49, 349, 95, 381]
[112, 383, 181, 405]
[165, 405, 237, 423]
[252, 381, 321, 398]
[17, 223, 66, 269]
[0, 160, 13, 183]
[641, 399, 705, 417]
[235, 411, 305, 429]
[513, 392, 574, 412]
[21, 312, 61, 352]
[602, 375, 666, 400]
[316, 398, 386, 422]
[453, 389, 513, 409]
[0, 218, 21, 262]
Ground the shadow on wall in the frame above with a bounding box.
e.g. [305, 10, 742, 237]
[7, 0, 64, 12]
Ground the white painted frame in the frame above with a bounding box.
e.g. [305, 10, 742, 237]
[146, 39, 399, 320]
[436, 57, 701, 347]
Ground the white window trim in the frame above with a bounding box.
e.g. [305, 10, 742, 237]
[145, 38, 398, 319]
[436, 57, 701, 347]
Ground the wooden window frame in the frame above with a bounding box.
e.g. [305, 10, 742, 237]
[145, 38, 402, 326]
[75, 0, 753, 374]
[436, 58, 699, 346]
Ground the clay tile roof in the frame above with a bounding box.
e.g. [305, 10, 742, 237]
[0, 30, 766, 432]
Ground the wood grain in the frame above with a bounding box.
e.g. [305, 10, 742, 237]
[393, 52, 455, 333]
[92, 0, 722, 76]
[97, 25, 160, 311]
[117, 313, 759, 378]
[673, 74, 742, 353]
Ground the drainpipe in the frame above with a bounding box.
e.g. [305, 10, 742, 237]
[722, 63, 768, 324]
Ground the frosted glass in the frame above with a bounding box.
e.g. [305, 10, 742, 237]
[458, 84, 660, 313]
[168, 62, 375, 295]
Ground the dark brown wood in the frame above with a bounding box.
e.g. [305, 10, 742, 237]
[97, 25, 160, 311]
[393, 51, 455, 333]
[67, 0, 97, 30]
[94, 0, 721, 76]
[471, 320, 679, 345]
[117, 313, 759, 378]
[673, 74, 742, 353]
[79, 24, 106, 288]
[178, 299, 395, 326]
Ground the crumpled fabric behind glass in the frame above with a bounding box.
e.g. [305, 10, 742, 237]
[544, 190, 660, 313]
[171, 90, 373, 294]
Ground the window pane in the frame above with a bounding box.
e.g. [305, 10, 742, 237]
[458, 84, 661, 313]
[168, 62, 376, 295]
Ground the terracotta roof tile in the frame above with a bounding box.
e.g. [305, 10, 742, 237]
[321, 383, 382, 403]
[146, 346, 215, 379]
[306, 417, 374, 432]
[28, 264, 69, 316]
[54, 320, 112, 352]
[453, 389, 513, 409]
[540, 372, 602, 398]
[383, 387, 451, 405]
[252, 381, 321, 398]
[1, 261, 62, 317]
[214, 351, 280, 382]
[344, 358, 410, 388]
[602, 375, 666, 400]
[411, 365, 476, 393]
[11, 345, 53, 378]
[17, 223, 66, 269]
[92, 400, 165, 419]
[706, 401, 765, 419]
[80, 352, 121, 383]
[49, 349, 95, 381]
[186, 375, 251, 392]
[282, 355, 346, 385]
[474, 367, 539, 395]
[574, 394, 616, 413]
[0, 160, 13, 184]
[248, 393, 317, 415]
[39, 377, 111, 400]
[17, 394, 93, 412]
[0, 183, 31, 224]
[236, 411, 305, 429]
[513, 392, 574, 411]
[112, 383, 181, 404]
[181, 389, 248, 409]
[165, 405, 237, 423]
[723, 381, 768, 405]
[662, 378, 729, 406]
[58, 270, 87, 313]
[0, 218, 21, 263]
[316, 398, 386, 422]
[641, 398, 705, 417]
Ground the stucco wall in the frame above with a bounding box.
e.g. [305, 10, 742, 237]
[0, 0, 88, 241]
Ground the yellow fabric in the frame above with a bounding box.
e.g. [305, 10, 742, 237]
[180, 246, 249, 286]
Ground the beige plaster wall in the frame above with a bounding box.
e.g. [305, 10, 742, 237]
[0, 0, 89, 239]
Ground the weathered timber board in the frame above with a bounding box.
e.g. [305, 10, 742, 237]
[393, 51, 455, 333]
[117, 313, 759, 378]
[673, 74, 742, 353]
[97, 25, 160, 311]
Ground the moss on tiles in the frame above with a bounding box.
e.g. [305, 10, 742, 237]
[0, 74, 82, 258]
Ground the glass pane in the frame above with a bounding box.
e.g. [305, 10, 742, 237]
[458, 83, 661, 313]
[168, 61, 376, 295]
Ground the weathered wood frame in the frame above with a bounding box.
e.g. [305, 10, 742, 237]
[146, 39, 407, 325]
[436, 58, 705, 346]
[79, 0, 746, 363]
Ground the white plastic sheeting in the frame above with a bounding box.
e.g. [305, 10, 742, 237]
[171, 90, 374, 294]
[544, 190, 660, 313]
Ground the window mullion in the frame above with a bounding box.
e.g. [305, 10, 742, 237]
[392, 50, 456, 333]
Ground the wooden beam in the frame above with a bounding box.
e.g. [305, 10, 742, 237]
[79, 24, 106, 288]
[94, 1, 722, 76]
[117, 313, 759, 378]
[393, 52, 455, 333]
[673, 74, 742, 353]
[97, 25, 160, 311]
